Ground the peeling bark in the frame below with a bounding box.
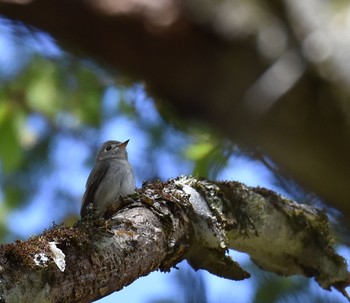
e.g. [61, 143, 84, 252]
[0, 177, 348, 302]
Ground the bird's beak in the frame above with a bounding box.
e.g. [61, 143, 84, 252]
[120, 140, 130, 148]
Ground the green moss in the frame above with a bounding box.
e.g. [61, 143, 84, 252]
[0, 223, 94, 272]
[1, 238, 49, 272]
[253, 185, 339, 259]
[308, 210, 338, 258]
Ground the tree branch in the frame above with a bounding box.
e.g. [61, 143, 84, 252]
[0, 177, 348, 302]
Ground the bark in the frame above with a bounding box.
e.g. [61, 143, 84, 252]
[0, 0, 350, 217]
[0, 177, 348, 302]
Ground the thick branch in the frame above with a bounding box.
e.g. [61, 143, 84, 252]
[0, 177, 348, 302]
[0, 204, 191, 303]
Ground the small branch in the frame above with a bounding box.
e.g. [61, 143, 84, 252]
[175, 177, 349, 296]
[0, 177, 348, 302]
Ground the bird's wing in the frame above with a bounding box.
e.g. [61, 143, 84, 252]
[80, 161, 109, 217]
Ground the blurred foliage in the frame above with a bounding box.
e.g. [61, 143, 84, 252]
[252, 274, 309, 303]
[0, 101, 24, 172]
[174, 265, 208, 303]
[0, 51, 106, 240]
[247, 263, 347, 303]
[184, 137, 232, 179]
[149, 263, 208, 303]
[3, 56, 104, 124]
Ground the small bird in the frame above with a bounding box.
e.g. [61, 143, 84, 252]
[80, 140, 135, 218]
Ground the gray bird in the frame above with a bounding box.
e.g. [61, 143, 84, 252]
[80, 140, 135, 217]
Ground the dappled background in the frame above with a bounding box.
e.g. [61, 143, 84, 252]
[0, 0, 350, 302]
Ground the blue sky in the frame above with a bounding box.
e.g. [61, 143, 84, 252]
[0, 17, 349, 303]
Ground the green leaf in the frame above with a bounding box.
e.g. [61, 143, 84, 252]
[184, 142, 214, 160]
[0, 102, 24, 173]
[26, 65, 58, 116]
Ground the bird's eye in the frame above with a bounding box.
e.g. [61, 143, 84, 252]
[105, 145, 112, 151]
